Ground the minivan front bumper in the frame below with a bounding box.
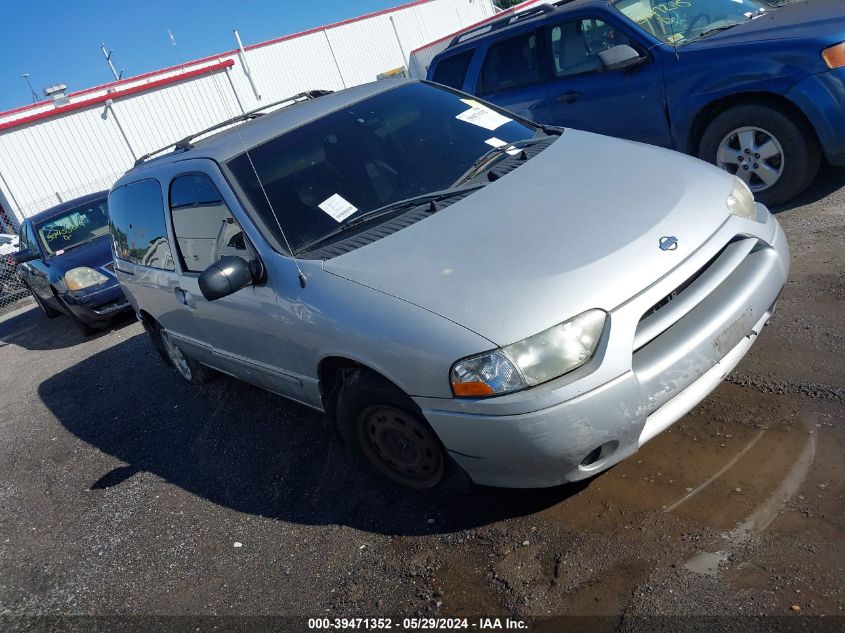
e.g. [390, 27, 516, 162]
[415, 215, 789, 488]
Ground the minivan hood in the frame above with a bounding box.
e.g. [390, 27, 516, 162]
[324, 130, 734, 346]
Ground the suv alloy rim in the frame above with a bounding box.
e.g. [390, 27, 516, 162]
[716, 126, 785, 193]
[357, 405, 444, 488]
[159, 329, 193, 381]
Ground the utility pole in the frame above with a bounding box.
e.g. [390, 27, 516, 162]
[100, 44, 123, 81]
[21, 74, 39, 103]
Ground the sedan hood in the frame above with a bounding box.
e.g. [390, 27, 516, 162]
[324, 130, 734, 346]
[46, 234, 113, 273]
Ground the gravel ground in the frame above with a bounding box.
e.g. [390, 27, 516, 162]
[0, 166, 842, 632]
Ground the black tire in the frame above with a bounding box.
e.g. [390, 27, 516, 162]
[336, 369, 446, 489]
[698, 103, 821, 207]
[26, 283, 61, 318]
[152, 322, 215, 385]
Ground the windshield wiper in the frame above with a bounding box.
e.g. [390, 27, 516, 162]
[453, 137, 551, 187]
[296, 185, 485, 255]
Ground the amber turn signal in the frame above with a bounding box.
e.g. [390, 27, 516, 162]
[451, 382, 495, 397]
[822, 43, 845, 69]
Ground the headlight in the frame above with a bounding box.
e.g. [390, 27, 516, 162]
[450, 309, 606, 397]
[822, 42, 845, 69]
[727, 177, 757, 221]
[64, 267, 109, 290]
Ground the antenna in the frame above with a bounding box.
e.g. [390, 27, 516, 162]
[21, 74, 39, 103]
[207, 75, 309, 288]
[167, 28, 186, 71]
[100, 44, 124, 81]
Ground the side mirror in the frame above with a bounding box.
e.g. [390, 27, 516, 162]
[598, 45, 645, 72]
[198, 256, 253, 301]
[13, 248, 39, 265]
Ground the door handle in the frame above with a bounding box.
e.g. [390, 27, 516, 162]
[175, 287, 196, 309]
[556, 91, 580, 104]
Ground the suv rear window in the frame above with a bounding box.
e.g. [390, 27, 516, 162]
[109, 179, 175, 270]
[480, 31, 541, 95]
[431, 50, 474, 90]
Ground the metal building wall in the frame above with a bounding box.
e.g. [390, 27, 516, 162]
[0, 0, 496, 229]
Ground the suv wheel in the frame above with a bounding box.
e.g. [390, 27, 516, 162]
[157, 326, 215, 385]
[698, 103, 821, 207]
[337, 370, 446, 489]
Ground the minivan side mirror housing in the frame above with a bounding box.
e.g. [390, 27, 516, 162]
[599, 45, 645, 72]
[198, 256, 254, 301]
[13, 248, 39, 265]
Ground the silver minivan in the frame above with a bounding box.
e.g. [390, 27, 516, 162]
[109, 80, 788, 489]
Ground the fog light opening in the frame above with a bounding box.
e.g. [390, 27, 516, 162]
[580, 446, 602, 467]
[578, 441, 620, 471]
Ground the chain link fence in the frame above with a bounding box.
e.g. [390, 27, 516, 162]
[0, 251, 31, 316]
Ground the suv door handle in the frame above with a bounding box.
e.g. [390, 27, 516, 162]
[556, 91, 580, 104]
[175, 287, 196, 309]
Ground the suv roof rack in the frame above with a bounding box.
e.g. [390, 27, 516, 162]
[446, 1, 573, 49]
[133, 89, 333, 166]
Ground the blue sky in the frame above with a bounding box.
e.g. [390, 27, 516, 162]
[2, 0, 403, 112]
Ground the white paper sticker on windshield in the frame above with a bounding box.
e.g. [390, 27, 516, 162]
[318, 193, 357, 223]
[485, 137, 522, 156]
[456, 105, 512, 131]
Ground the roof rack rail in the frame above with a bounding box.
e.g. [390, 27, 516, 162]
[133, 89, 333, 166]
[447, 3, 556, 48]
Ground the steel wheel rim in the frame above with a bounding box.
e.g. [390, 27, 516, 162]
[357, 405, 444, 488]
[716, 126, 785, 193]
[160, 329, 192, 381]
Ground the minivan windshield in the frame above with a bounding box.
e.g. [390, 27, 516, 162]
[35, 198, 110, 256]
[614, 0, 770, 45]
[226, 82, 539, 254]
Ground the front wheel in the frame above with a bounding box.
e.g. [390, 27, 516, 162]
[698, 104, 820, 207]
[26, 283, 61, 318]
[336, 371, 446, 489]
[155, 325, 215, 385]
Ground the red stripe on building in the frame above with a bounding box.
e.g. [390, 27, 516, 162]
[0, 0, 431, 122]
[0, 60, 234, 132]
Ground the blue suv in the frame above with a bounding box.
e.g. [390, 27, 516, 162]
[427, 0, 845, 206]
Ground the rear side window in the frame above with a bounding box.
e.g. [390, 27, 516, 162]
[480, 31, 541, 95]
[108, 179, 175, 270]
[169, 173, 254, 273]
[431, 51, 474, 90]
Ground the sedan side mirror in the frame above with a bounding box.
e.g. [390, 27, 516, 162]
[599, 45, 645, 72]
[198, 256, 253, 301]
[13, 248, 39, 265]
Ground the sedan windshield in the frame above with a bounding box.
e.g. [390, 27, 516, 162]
[227, 82, 539, 254]
[614, 0, 770, 45]
[35, 198, 110, 256]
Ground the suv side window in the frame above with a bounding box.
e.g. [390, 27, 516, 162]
[169, 173, 254, 273]
[479, 30, 541, 95]
[549, 18, 637, 79]
[108, 179, 175, 270]
[431, 50, 474, 90]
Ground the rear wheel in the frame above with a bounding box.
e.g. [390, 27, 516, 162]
[699, 103, 820, 207]
[156, 325, 215, 385]
[337, 371, 446, 489]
